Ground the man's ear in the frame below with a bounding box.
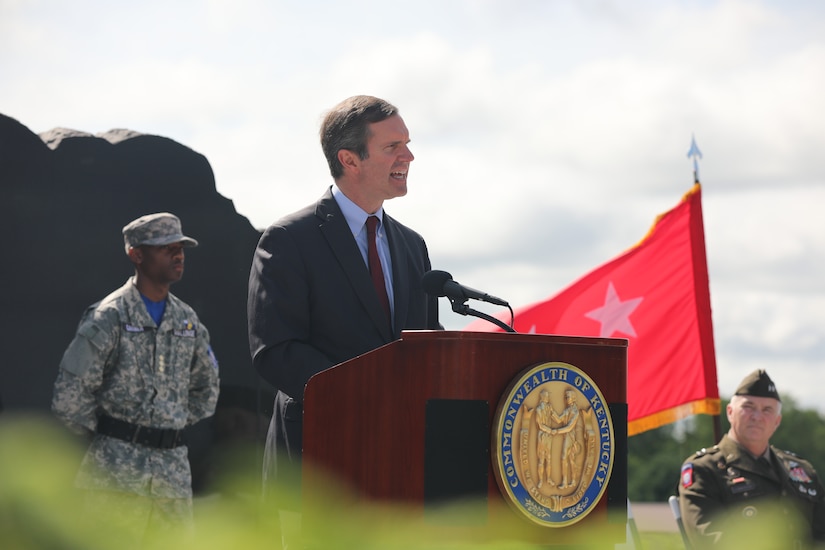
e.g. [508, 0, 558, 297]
[337, 149, 359, 174]
[127, 246, 142, 265]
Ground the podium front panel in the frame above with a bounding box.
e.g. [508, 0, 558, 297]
[302, 330, 627, 545]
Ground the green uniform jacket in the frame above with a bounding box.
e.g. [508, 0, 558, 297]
[52, 277, 220, 499]
[678, 434, 825, 548]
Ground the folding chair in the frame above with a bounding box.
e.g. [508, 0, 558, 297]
[668, 495, 693, 550]
[625, 499, 642, 549]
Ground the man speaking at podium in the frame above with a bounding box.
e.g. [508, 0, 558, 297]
[248, 95, 441, 547]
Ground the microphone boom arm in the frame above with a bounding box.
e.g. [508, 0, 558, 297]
[448, 298, 517, 333]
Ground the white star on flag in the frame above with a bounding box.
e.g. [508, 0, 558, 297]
[585, 282, 644, 338]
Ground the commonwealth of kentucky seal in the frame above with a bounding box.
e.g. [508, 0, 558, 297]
[492, 362, 614, 527]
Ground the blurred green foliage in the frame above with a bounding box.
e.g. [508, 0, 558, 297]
[0, 415, 625, 549]
[3, 398, 821, 549]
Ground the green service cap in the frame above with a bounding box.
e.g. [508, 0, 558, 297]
[734, 369, 780, 401]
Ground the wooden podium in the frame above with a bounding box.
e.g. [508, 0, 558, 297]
[302, 330, 627, 547]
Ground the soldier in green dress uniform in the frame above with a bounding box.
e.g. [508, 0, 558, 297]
[678, 369, 825, 548]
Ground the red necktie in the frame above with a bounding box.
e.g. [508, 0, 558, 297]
[366, 216, 391, 322]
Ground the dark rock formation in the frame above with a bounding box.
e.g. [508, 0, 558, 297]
[0, 113, 271, 493]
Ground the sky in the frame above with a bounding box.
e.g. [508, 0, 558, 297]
[3, 0, 825, 414]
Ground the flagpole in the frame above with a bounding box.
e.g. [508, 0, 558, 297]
[688, 135, 723, 442]
[713, 412, 722, 442]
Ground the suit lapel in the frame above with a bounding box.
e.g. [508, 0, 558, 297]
[383, 213, 408, 336]
[315, 190, 393, 341]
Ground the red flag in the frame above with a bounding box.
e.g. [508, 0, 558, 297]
[465, 184, 720, 435]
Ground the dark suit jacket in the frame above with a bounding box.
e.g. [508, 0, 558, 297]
[247, 187, 440, 496]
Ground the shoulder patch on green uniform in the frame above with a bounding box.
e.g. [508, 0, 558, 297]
[78, 322, 109, 351]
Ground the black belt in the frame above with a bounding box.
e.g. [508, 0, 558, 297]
[96, 414, 184, 449]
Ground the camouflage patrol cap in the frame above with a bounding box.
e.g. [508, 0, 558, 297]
[734, 369, 780, 401]
[122, 212, 198, 253]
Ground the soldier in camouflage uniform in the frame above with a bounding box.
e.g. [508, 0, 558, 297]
[52, 212, 220, 540]
[678, 369, 825, 548]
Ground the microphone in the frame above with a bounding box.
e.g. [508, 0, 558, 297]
[421, 270, 509, 307]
